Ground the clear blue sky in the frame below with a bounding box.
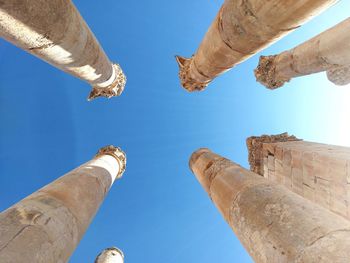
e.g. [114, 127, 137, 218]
[1, 1, 350, 262]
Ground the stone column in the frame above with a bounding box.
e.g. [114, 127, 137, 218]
[255, 18, 350, 89]
[0, 0, 126, 100]
[190, 148, 350, 262]
[0, 146, 126, 263]
[176, 0, 337, 92]
[95, 247, 124, 263]
[247, 133, 350, 220]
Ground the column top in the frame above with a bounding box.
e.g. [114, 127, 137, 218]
[189, 148, 211, 171]
[95, 247, 124, 263]
[95, 145, 126, 178]
[88, 64, 126, 101]
[327, 65, 350, 86]
[246, 133, 300, 175]
[175, 56, 211, 92]
[254, 55, 290, 89]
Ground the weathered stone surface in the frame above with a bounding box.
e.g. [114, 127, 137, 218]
[255, 18, 350, 88]
[327, 64, 350, 86]
[246, 133, 300, 175]
[0, 146, 126, 263]
[190, 148, 350, 263]
[176, 0, 338, 91]
[0, 0, 126, 100]
[95, 247, 124, 263]
[248, 134, 350, 220]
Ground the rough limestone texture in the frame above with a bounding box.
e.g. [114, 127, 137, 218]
[0, 146, 126, 263]
[0, 0, 126, 100]
[255, 18, 350, 89]
[95, 247, 124, 263]
[327, 64, 350, 86]
[176, 0, 338, 92]
[247, 134, 350, 220]
[190, 148, 350, 263]
[246, 133, 300, 175]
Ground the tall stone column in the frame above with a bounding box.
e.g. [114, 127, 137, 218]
[190, 148, 350, 262]
[0, 0, 126, 100]
[95, 247, 124, 263]
[0, 146, 126, 263]
[255, 18, 350, 89]
[176, 0, 338, 92]
[247, 133, 350, 220]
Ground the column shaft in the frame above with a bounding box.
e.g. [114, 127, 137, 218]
[0, 146, 126, 263]
[190, 148, 350, 263]
[95, 247, 124, 263]
[255, 18, 350, 89]
[247, 134, 350, 220]
[176, 0, 337, 92]
[0, 0, 126, 100]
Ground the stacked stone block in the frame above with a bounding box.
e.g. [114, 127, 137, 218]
[248, 134, 350, 220]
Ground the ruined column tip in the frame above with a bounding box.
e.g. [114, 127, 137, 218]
[175, 55, 210, 92]
[247, 133, 300, 174]
[95, 145, 127, 178]
[327, 65, 350, 86]
[95, 247, 124, 263]
[88, 64, 127, 101]
[189, 148, 211, 170]
[255, 56, 289, 89]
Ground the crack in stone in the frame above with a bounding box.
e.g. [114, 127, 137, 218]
[296, 229, 350, 261]
[0, 225, 31, 253]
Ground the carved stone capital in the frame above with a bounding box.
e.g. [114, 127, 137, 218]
[246, 133, 300, 175]
[88, 64, 126, 101]
[255, 55, 290, 89]
[175, 55, 210, 92]
[95, 145, 126, 178]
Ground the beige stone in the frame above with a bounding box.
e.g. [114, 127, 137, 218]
[95, 247, 124, 263]
[247, 132, 300, 175]
[327, 64, 350, 86]
[0, 0, 126, 100]
[176, 0, 337, 92]
[255, 18, 350, 89]
[247, 133, 350, 220]
[190, 148, 350, 262]
[0, 146, 126, 263]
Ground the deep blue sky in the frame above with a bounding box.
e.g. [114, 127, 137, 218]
[1, 1, 350, 262]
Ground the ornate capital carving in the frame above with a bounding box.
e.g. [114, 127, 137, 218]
[95, 145, 126, 178]
[255, 55, 290, 89]
[88, 64, 126, 101]
[175, 55, 210, 92]
[246, 133, 300, 175]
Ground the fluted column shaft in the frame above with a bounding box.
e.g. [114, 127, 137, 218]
[0, 146, 126, 263]
[0, 0, 126, 100]
[176, 0, 337, 92]
[255, 18, 350, 89]
[95, 247, 124, 263]
[190, 148, 350, 263]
